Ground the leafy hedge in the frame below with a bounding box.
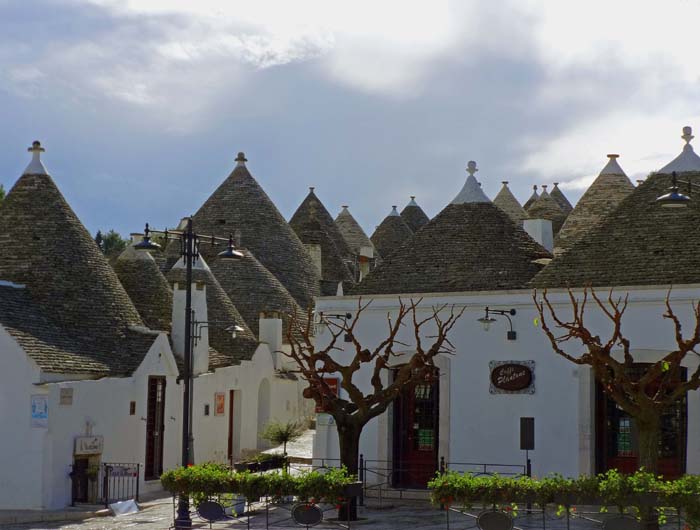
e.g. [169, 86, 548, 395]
[428, 470, 700, 527]
[161, 463, 354, 504]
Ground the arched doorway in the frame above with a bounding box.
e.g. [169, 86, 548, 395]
[257, 378, 271, 449]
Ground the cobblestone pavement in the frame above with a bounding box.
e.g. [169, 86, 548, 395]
[0, 499, 682, 530]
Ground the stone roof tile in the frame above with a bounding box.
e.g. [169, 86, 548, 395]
[191, 153, 320, 308]
[493, 182, 528, 225]
[554, 155, 634, 255]
[400, 196, 430, 232]
[353, 202, 551, 295]
[532, 172, 700, 288]
[370, 207, 413, 259]
[334, 206, 374, 255]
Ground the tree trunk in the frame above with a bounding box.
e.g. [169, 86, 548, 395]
[636, 413, 660, 474]
[636, 413, 661, 530]
[337, 422, 361, 521]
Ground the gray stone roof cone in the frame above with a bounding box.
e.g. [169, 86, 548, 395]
[554, 154, 634, 255]
[353, 198, 551, 296]
[0, 142, 152, 376]
[370, 206, 414, 259]
[550, 183, 574, 214]
[659, 126, 700, 174]
[115, 245, 173, 333]
[493, 181, 528, 225]
[526, 185, 567, 235]
[523, 185, 539, 210]
[400, 196, 430, 232]
[451, 161, 491, 204]
[191, 152, 320, 308]
[210, 248, 305, 341]
[289, 187, 355, 287]
[532, 170, 700, 288]
[335, 206, 374, 255]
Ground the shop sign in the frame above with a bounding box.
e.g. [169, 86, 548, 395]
[31, 394, 48, 428]
[489, 361, 535, 394]
[75, 435, 104, 455]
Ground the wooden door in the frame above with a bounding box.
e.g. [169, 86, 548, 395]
[393, 371, 439, 488]
[228, 390, 235, 462]
[595, 365, 687, 478]
[145, 376, 166, 480]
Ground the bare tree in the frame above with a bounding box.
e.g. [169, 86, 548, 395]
[534, 287, 700, 472]
[283, 298, 463, 513]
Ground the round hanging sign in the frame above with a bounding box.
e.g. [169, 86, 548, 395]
[490, 363, 533, 391]
[291, 503, 323, 526]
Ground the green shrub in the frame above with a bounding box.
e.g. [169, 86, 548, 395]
[427, 469, 700, 527]
[160, 463, 355, 504]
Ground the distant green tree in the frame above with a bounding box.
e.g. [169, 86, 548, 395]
[95, 229, 128, 260]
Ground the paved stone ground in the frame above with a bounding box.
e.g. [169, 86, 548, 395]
[0, 497, 684, 530]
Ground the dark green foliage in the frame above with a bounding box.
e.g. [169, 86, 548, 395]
[428, 469, 700, 527]
[96, 229, 128, 258]
[260, 420, 306, 455]
[0, 184, 5, 204]
[160, 463, 354, 504]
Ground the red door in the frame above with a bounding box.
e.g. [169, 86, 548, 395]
[595, 365, 687, 478]
[228, 390, 235, 463]
[393, 372, 439, 488]
[145, 377, 166, 480]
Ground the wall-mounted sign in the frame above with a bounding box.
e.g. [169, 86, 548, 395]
[214, 393, 225, 416]
[315, 378, 339, 413]
[31, 394, 48, 428]
[489, 361, 535, 394]
[75, 435, 104, 455]
[60, 388, 74, 406]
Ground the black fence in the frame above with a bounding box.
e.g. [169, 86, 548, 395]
[70, 462, 140, 507]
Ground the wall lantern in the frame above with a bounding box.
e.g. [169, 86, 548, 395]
[656, 171, 691, 208]
[477, 307, 517, 340]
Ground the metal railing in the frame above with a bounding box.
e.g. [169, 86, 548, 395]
[70, 462, 140, 507]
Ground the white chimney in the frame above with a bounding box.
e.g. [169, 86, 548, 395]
[171, 257, 211, 376]
[259, 311, 283, 368]
[523, 219, 554, 252]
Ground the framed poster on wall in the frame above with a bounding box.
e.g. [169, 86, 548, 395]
[214, 392, 226, 416]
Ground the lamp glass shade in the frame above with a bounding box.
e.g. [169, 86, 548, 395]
[218, 247, 245, 260]
[134, 238, 161, 251]
[656, 189, 690, 208]
[477, 316, 497, 331]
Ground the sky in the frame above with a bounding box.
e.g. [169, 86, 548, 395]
[1, 0, 700, 237]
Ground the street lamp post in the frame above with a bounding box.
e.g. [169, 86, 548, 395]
[134, 218, 242, 529]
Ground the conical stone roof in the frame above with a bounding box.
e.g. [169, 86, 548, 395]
[209, 249, 305, 341]
[289, 188, 355, 286]
[353, 202, 551, 295]
[167, 257, 258, 366]
[370, 206, 413, 259]
[523, 185, 539, 210]
[400, 196, 430, 232]
[191, 153, 320, 308]
[659, 126, 700, 174]
[526, 186, 567, 235]
[554, 155, 634, 255]
[335, 206, 374, 255]
[493, 181, 528, 225]
[451, 161, 491, 204]
[114, 245, 173, 333]
[550, 183, 574, 214]
[532, 171, 700, 288]
[0, 142, 151, 376]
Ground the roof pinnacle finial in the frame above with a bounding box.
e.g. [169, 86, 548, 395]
[390, 205, 400, 216]
[533, 185, 538, 191]
[683, 126, 694, 145]
[466, 160, 478, 177]
[607, 153, 620, 159]
[542, 184, 548, 192]
[502, 181, 509, 186]
[410, 195, 415, 200]
[309, 186, 315, 193]
[235, 152, 247, 166]
[23, 140, 48, 176]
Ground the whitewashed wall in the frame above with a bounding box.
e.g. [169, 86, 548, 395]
[44, 334, 180, 509]
[0, 327, 46, 509]
[190, 343, 304, 465]
[314, 286, 700, 479]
